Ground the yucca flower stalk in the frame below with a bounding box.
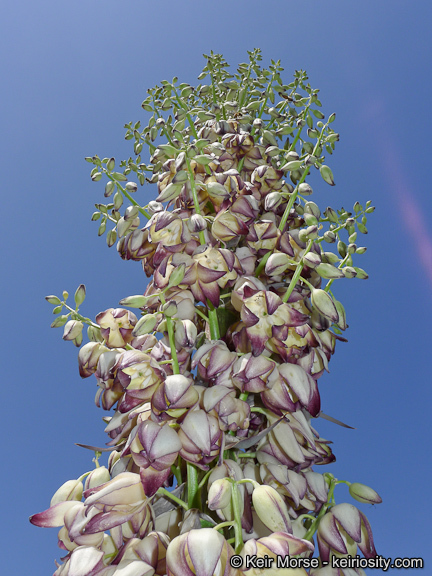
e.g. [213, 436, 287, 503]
[35, 50, 381, 575]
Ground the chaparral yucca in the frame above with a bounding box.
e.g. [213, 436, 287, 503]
[34, 50, 381, 576]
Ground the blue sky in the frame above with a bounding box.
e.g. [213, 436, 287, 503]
[2, 1, 431, 574]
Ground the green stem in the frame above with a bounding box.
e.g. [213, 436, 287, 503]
[106, 174, 150, 220]
[213, 520, 235, 531]
[207, 303, 221, 340]
[303, 478, 337, 541]
[255, 120, 328, 278]
[185, 156, 206, 245]
[195, 307, 210, 323]
[170, 464, 182, 487]
[159, 293, 180, 375]
[231, 482, 244, 554]
[173, 88, 198, 139]
[157, 487, 189, 510]
[324, 253, 350, 292]
[281, 239, 314, 303]
[62, 304, 99, 329]
[187, 462, 200, 509]
[197, 468, 214, 490]
[185, 156, 221, 342]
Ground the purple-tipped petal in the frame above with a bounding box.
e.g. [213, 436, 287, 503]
[68, 546, 105, 576]
[30, 501, 79, 528]
[331, 503, 362, 542]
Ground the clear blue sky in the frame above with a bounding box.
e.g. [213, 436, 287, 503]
[2, 1, 431, 574]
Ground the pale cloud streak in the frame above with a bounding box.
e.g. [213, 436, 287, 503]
[363, 98, 432, 289]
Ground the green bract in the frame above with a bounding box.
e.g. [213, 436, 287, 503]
[34, 50, 380, 575]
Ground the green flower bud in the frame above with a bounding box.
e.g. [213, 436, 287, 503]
[168, 263, 186, 288]
[107, 229, 117, 247]
[113, 191, 123, 210]
[311, 288, 338, 322]
[303, 252, 321, 269]
[304, 213, 318, 226]
[132, 313, 158, 336]
[162, 301, 178, 318]
[281, 160, 303, 172]
[74, 284, 86, 307]
[349, 482, 382, 504]
[337, 241, 347, 258]
[323, 231, 336, 243]
[46, 295, 61, 305]
[87, 325, 103, 342]
[320, 165, 335, 186]
[106, 157, 115, 171]
[104, 181, 116, 197]
[315, 263, 344, 279]
[118, 295, 148, 308]
[304, 201, 321, 219]
[343, 266, 357, 278]
[334, 299, 347, 330]
[51, 315, 69, 328]
[325, 206, 338, 223]
[353, 266, 369, 279]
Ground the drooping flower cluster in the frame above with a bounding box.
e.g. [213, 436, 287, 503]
[36, 51, 380, 576]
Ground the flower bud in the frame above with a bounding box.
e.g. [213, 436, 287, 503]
[304, 201, 320, 219]
[343, 266, 357, 278]
[104, 180, 116, 197]
[320, 165, 335, 186]
[50, 479, 83, 506]
[304, 213, 318, 226]
[167, 263, 186, 288]
[166, 529, 233, 576]
[264, 191, 282, 211]
[315, 263, 344, 279]
[46, 295, 61, 305]
[265, 252, 291, 276]
[298, 182, 313, 196]
[74, 284, 86, 307]
[87, 325, 103, 343]
[148, 200, 164, 213]
[83, 471, 146, 507]
[132, 313, 158, 336]
[354, 266, 369, 279]
[349, 482, 382, 504]
[311, 288, 339, 322]
[334, 299, 347, 330]
[252, 485, 292, 533]
[124, 205, 139, 221]
[303, 251, 321, 269]
[62, 320, 83, 341]
[51, 315, 69, 328]
[207, 478, 232, 511]
[323, 231, 336, 243]
[162, 301, 178, 318]
[188, 214, 207, 233]
[119, 294, 148, 308]
[84, 467, 111, 490]
[125, 181, 138, 192]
